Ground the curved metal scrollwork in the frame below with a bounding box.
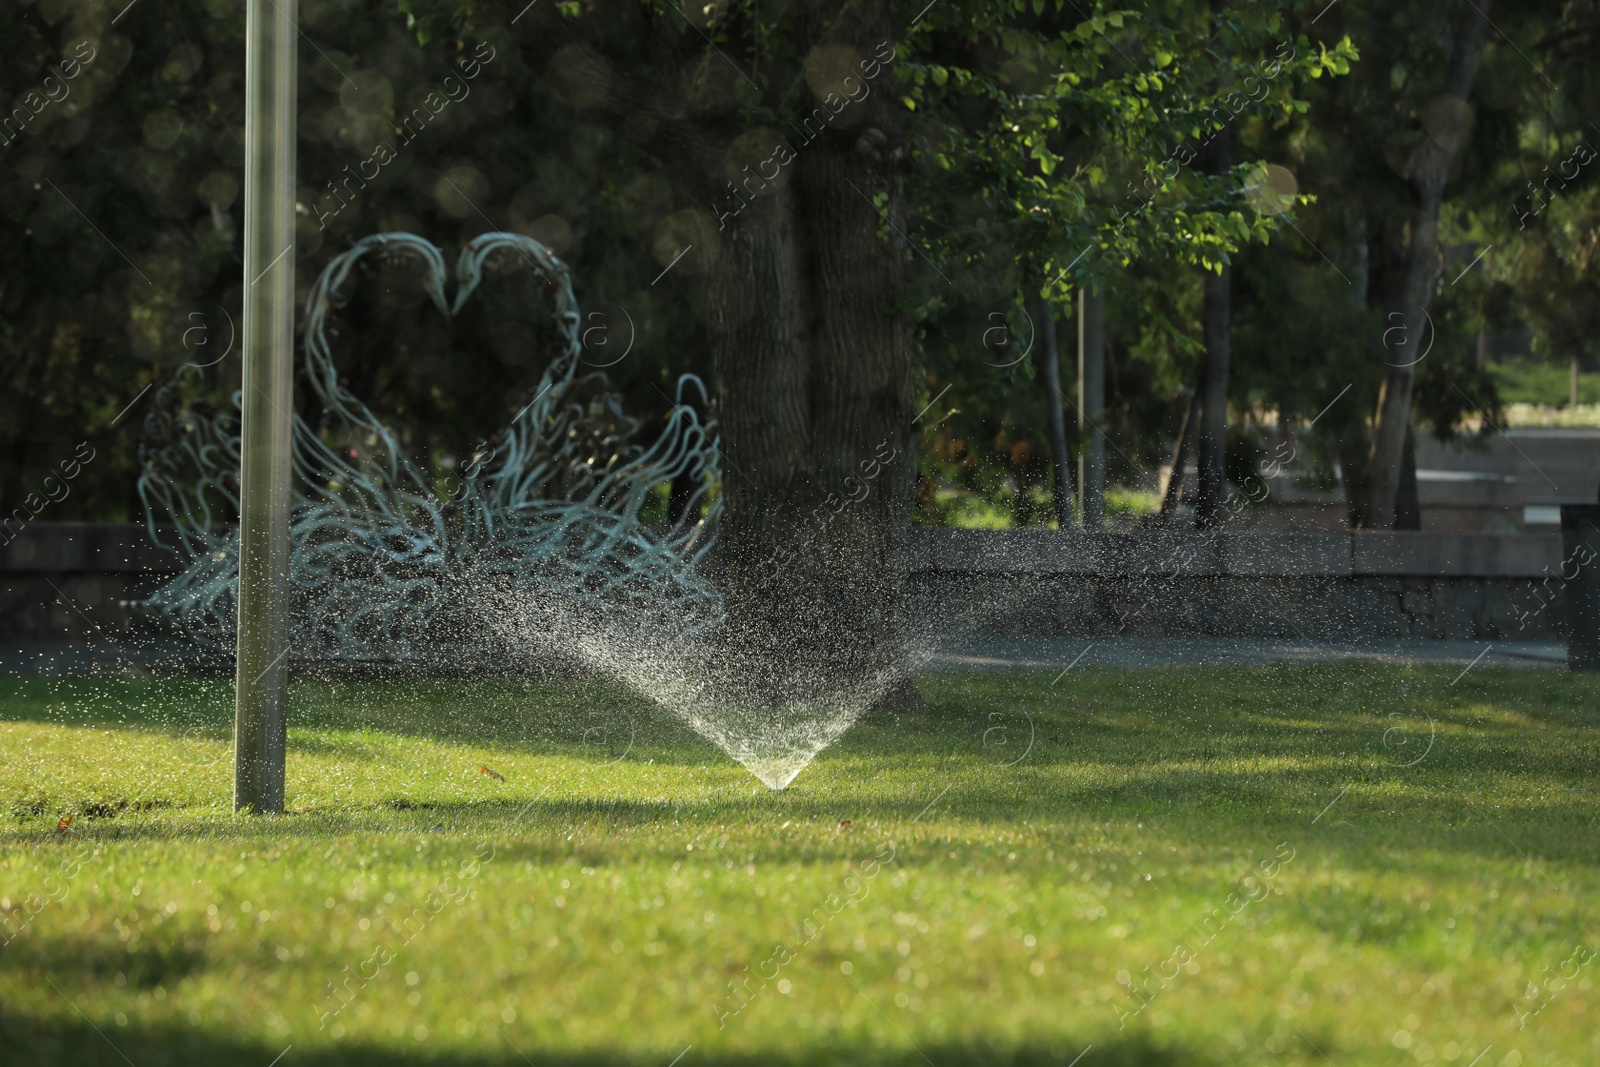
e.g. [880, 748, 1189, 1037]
[137, 232, 722, 664]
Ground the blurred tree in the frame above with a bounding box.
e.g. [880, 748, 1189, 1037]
[0, 0, 708, 532]
[1261, 0, 1494, 528]
[478, 0, 1353, 696]
[1484, 0, 1600, 423]
[906, 1, 1350, 531]
[1, 0, 1357, 689]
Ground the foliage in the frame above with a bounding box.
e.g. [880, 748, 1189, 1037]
[0, 0, 707, 523]
[905, 2, 1354, 298]
[1224, 0, 1599, 496]
[904, 0, 1354, 519]
[9, 0, 1600, 529]
[1473, 1, 1600, 373]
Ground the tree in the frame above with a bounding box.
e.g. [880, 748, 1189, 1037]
[498, 1, 916, 702]
[488, 0, 1353, 698]
[1362, 3, 1491, 529]
[1284, 0, 1493, 528]
[0, 0, 1351, 691]
[0, 0, 712, 531]
[1480, 1, 1600, 410]
[899, 2, 1348, 534]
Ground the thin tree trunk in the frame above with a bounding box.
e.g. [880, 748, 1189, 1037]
[1193, 0, 1234, 529]
[1395, 425, 1421, 529]
[1340, 436, 1370, 529]
[1194, 266, 1232, 527]
[1194, 120, 1232, 528]
[1160, 384, 1201, 522]
[1077, 283, 1105, 529]
[1036, 294, 1075, 529]
[1364, 1, 1491, 527]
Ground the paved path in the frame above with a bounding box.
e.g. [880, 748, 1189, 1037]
[0, 635, 1570, 678]
[912, 633, 1566, 671]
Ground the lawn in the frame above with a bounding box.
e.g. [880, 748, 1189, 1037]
[1487, 356, 1600, 408]
[1, 666, 1598, 1066]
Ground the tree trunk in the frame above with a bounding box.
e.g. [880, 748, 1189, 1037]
[702, 14, 916, 706]
[704, 164, 915, 705]
[1395, 425, 1421, 529]
[1194, 125, 1232, 529]
[1194, 264, 1231, 527]
[1340, 436, 1370, 529]
[511, 2, 918, 706]
[1363, 1, 1491, 527]
[1036, 294, 1075, 529]
[1159, 384, 1201, 522]
[1077, 283, 1105, 529]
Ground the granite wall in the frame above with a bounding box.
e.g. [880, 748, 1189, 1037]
[0, 524, 1573, 644]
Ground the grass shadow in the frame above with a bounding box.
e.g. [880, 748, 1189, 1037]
[0, 1013, 1215, 1067]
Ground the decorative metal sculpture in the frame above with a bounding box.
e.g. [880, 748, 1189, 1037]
[138, 232, 722, 664]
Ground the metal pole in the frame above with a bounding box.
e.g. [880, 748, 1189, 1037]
[234, 0, 297, 812]
[1077, 282, 1105, 530]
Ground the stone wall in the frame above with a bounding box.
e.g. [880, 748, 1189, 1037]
[0, 523, 1573, 644]
[0, 523, 184, 642]
[907, 529, 1568, 640]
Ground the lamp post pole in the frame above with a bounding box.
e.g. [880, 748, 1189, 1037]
[234, 0, 297, 812]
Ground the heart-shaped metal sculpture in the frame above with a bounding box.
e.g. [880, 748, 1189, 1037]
[137, 232, 723, 665]
[139, 232, 891, 791]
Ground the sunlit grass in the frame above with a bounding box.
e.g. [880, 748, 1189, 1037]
[1500, 402, 1600, 428]
[921, 486, 1157, 530]
[1487, 355, 1600, 409]
[1, 666, 1597, 1066]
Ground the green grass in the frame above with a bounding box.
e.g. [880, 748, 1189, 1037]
[2, 666, 1599, 1066]
[926, 487, 1157, 530]
[1105, 488, 1160, 523]
[929, 489, 1028, 529]
[1486, 356, 1600, 408]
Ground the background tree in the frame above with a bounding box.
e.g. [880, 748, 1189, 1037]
[1266, 0, 1493, 528]
[1482, 0, 1600, 442]
[0, 0, 710, 529]
[4, 0, 1454, 681]
[484, 0, 1352, 696]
